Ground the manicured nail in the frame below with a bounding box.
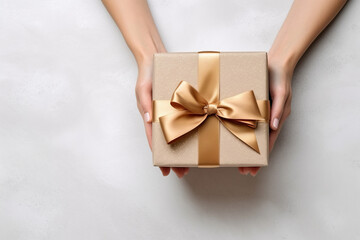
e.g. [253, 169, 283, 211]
[273, 118, 279, 129]
[144, 112, 150, 122]
[244, 169, 250, 175]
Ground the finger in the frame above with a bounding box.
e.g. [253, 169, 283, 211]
[138, 83, 153, 123]
[136, 101, 153, 151]
[238, 167, 252, 175]
[249, 167, 260, 177]
[269, 99, 291, 152]
[174, 167, 189, 178]
[171, 167, 189, 178]
[238, 167, 246, 175]
[159, 167, 170, 176]
[143, 118, 152, 151]
[136, 82, 153, 150]
[244, 167, 252, 175]
[270, 89, 288, 131]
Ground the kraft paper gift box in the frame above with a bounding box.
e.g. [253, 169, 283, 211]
[152, 51, 270, 168]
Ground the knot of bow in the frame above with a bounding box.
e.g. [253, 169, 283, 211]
[159, 80, 266, 153]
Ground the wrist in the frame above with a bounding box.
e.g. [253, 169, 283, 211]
[268, 47, 298, 73]
[135, 44, 167, 68]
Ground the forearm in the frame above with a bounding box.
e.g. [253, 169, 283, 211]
[269, 0, 348, 69]
[102, 0, 166, 66]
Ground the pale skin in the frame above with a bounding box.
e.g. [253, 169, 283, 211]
[102, 0, 348, 178]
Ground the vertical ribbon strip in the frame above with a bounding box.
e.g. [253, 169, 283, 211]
[197, 51, 220, 167]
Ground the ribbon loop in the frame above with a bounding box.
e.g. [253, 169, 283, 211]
[170, 81, 208, 114]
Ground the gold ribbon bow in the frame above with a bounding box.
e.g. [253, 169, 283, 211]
[152, 51, 270, 167]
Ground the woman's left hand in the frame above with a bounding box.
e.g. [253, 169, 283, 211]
[238, 55, 294, 177]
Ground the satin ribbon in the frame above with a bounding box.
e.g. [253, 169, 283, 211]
[152, 51, 270, 167]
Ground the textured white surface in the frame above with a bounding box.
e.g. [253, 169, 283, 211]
[0, 0, 359, 239]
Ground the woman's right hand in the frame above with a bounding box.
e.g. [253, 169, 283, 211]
[135, 56, 190, 178]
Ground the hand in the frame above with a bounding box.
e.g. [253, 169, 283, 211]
[238, 56, 293, 177]
[135, 56, 190, 179]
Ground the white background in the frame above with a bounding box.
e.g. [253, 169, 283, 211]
[1, 0, 359, 239]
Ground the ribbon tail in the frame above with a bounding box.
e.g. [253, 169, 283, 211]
[159, 110, 207, 144]
[219, 118, 260, 153]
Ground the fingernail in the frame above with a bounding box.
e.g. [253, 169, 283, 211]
[273, 118, 279, 129]
[144, 112, 150, 122]
[244, 169, 250, 175]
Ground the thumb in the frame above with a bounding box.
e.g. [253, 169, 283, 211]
[270, 90, 286, 131]
[137, 83, 153, 150]
[139, 85, 152, 123]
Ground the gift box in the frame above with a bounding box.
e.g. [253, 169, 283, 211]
[152, 51, 270, 168]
